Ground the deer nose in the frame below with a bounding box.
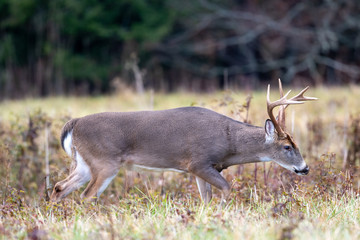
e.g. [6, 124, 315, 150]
[294, 165, 309, 175]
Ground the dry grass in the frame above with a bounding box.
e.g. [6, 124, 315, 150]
[0, 86, 360, 239]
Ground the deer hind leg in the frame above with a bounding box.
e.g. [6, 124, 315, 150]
[80, 168, 118, 201]
[191, 166, 230, 204]
[195, 176, 212, 204]
[50, 152, 91, 202]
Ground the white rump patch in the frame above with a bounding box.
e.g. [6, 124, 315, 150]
[63, 131, 73, 156]
[74, 151, 91, 186]
[63, 131, 91, 186]
[260, 156, 272, 162]
[132, 164, 185, 173]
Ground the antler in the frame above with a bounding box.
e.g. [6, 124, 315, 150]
[287, 86, 318, 103]
[277, 79, 286, 130]
[267, 79, 318, 138]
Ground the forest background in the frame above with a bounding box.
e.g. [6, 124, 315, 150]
[0, 0, 360, 100]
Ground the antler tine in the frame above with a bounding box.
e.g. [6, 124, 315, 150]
[267, 85, 289, 137]
[267, 84, 284, 136]
[278, 78, 284, 97]
[289, 86, 318, 102]
[283, 86, 318, 110]
[277, 79, 286, 130]
[267, 83, 304, 137]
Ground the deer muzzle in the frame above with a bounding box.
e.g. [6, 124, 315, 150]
[294, 165, 309, 175]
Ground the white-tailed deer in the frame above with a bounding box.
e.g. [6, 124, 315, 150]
[50, 80, 317, 203]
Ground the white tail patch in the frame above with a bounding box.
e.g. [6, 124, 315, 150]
[63, 131, 73, 156]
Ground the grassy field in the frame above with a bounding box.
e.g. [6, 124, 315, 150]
[0, 86, 360, 239]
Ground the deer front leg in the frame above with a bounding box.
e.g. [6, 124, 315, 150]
[195, 176, 212, 204]
[190, 165, 230, 204]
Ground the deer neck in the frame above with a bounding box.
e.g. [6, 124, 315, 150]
[221, 125, 271, 169]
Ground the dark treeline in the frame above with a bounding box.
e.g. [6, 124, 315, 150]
[0, 0, 359, 99]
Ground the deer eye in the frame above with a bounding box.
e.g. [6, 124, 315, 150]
[284, 145, 291, 150]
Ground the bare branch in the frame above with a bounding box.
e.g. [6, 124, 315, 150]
[315, 56, 360, 78]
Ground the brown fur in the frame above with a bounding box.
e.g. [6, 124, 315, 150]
[51, 107, 308, 204]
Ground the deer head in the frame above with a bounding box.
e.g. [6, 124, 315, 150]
[265, 79, 317, 175]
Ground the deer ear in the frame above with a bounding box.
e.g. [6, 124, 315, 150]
[265, 119, 276, 143]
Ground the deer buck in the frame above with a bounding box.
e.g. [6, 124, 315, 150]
[50, 80, 317, 204]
